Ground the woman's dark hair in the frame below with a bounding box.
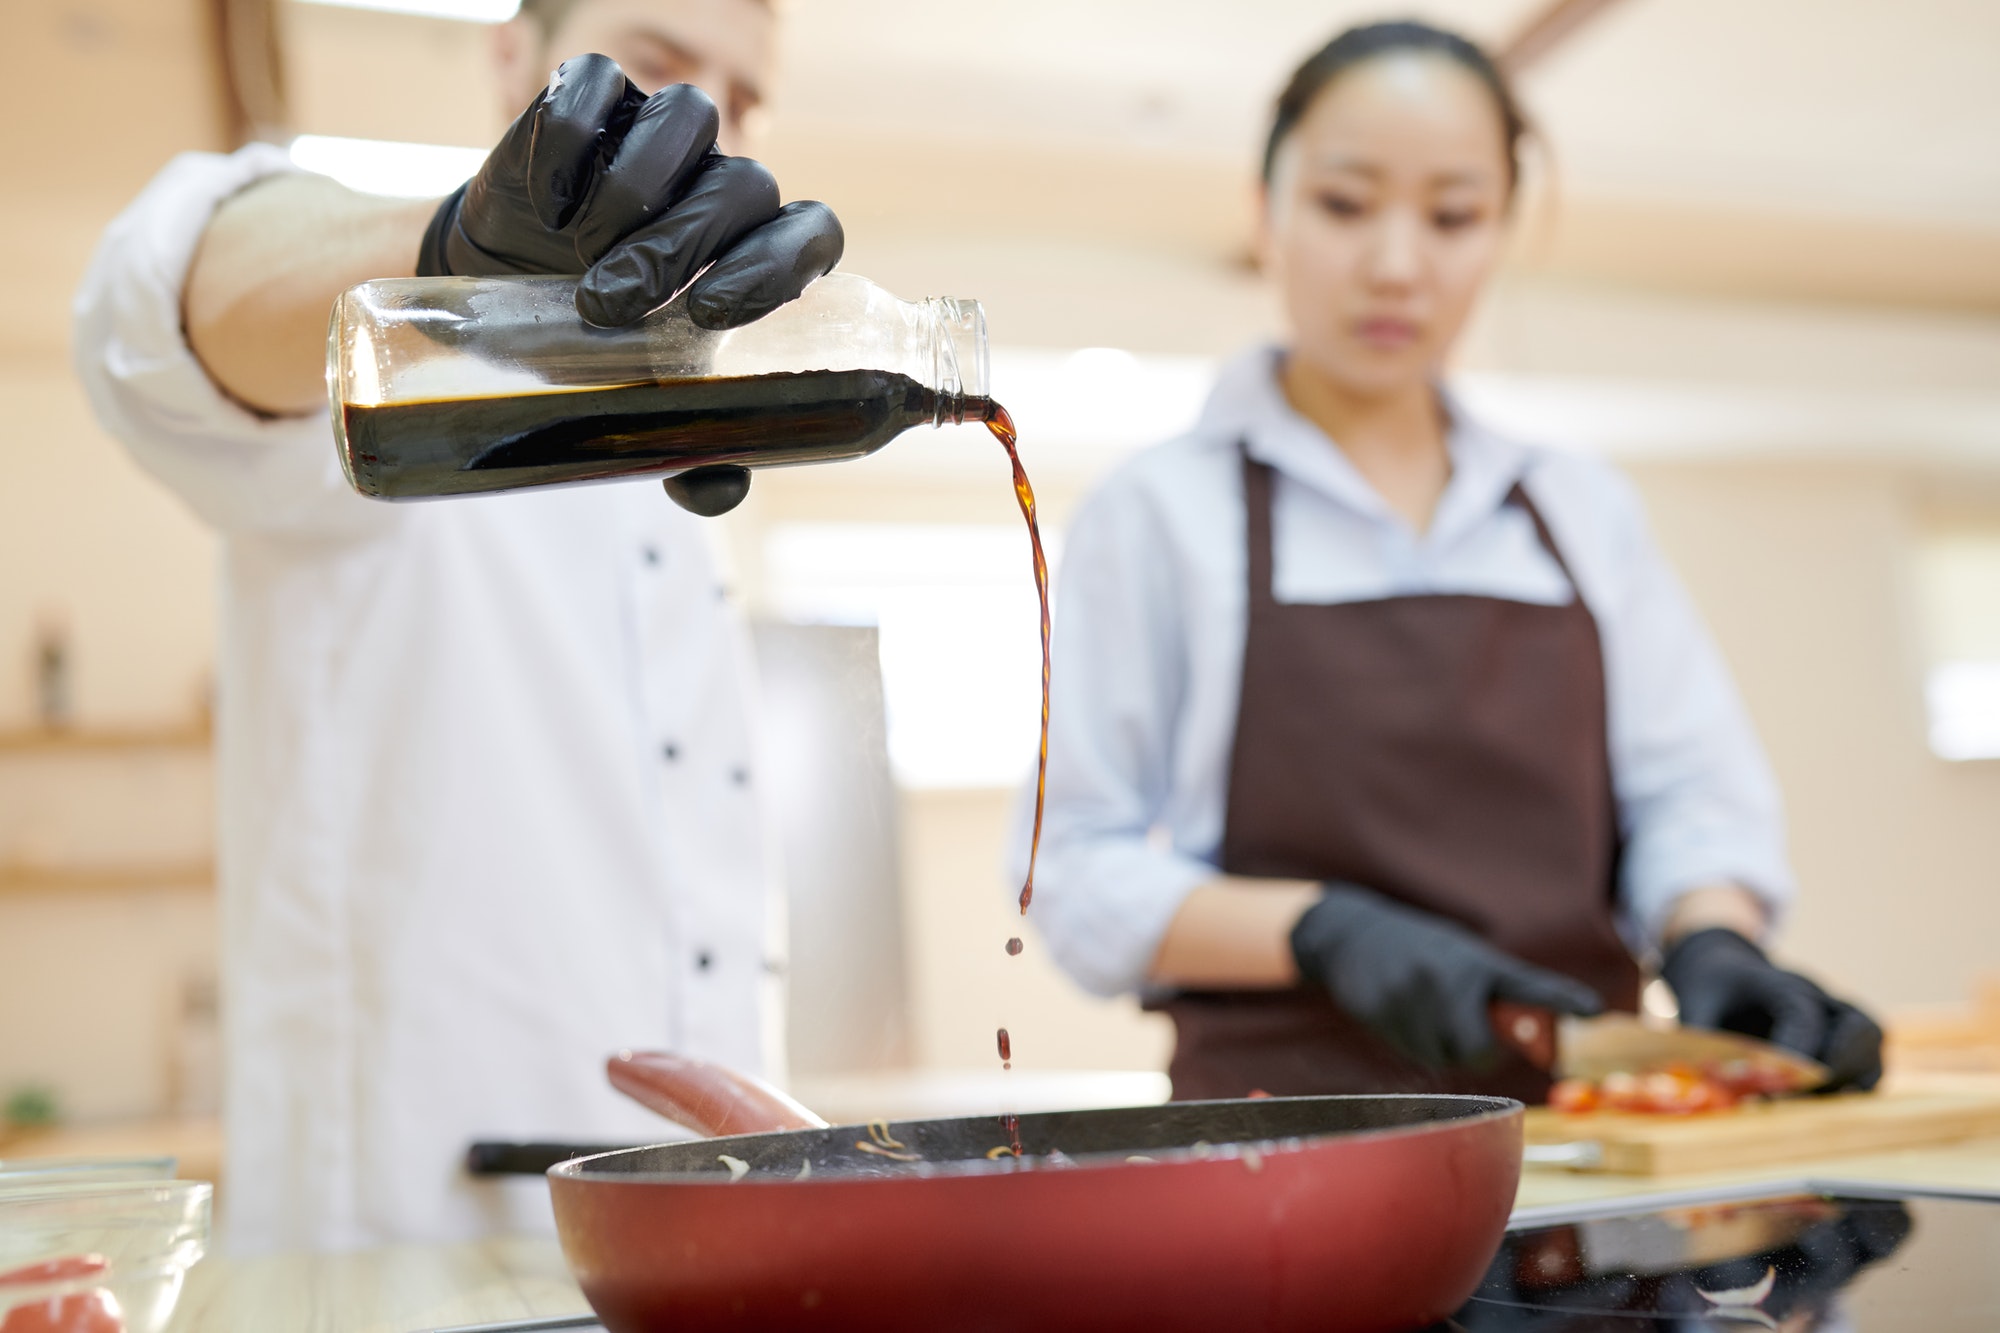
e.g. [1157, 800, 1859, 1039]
[1261, 20, 1529, 192]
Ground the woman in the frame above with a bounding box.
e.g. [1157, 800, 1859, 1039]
[1016, 21, 1881, 1102]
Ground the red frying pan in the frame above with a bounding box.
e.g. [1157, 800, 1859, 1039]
[546, 1052, 1523, 1332]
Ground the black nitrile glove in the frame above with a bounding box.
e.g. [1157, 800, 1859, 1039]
[1661, 927, 1883, 1091]
[1289, 884, 1606, 1070]
[416, 54, 843, 330]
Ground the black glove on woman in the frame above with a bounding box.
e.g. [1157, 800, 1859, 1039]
[417, 54, 843, 330]
[1290, 884, 1605, 1070]
[1661, 927, 1883, 1091]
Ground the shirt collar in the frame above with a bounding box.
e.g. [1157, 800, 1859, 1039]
[1196, 345, 1533, 548]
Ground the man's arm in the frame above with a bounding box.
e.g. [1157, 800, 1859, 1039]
[183, 175, 436, 418]
[185, 63, 842, 423]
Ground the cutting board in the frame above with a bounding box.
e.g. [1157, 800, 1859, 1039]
[1523, 1087, 2000, 1175]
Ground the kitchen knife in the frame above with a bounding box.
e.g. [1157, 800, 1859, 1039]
[1490, 1001, 1830, 1094]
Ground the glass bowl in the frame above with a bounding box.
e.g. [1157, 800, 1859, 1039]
[0, 1161, 178, 1196]
[0, 1181, 210, 1333]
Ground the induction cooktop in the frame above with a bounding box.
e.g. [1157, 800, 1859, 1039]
[1440, 1180, 2000, 1331]
[431, 1181, 2000, 1333]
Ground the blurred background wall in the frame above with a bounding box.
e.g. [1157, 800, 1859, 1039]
[2, 0, 1997, 1139]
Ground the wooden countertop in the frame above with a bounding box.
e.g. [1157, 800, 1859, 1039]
[166, 1124, 2000, 1332]
[169, 1234, 590, 1333]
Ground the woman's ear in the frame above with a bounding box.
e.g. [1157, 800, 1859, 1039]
[490, 17, 545, 115]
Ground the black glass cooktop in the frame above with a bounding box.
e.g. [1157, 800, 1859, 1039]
[433, 1184, 2000, 1332]
[1444, 1184, 2000, 1331]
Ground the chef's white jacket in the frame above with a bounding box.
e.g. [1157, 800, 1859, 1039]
[1010, 347, 1795, 999]
[74, 145, 785, 1254]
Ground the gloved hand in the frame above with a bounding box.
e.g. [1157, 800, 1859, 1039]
[1661, 927, 1883, 1091]
[1290, 884, 1606, 1070]
[417, 53, 843, 330]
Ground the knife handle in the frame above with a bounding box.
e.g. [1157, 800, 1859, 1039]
[1490, 1000, 1558, 1071]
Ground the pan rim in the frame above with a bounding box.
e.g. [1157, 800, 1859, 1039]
[548, 1092, 1523, 1187]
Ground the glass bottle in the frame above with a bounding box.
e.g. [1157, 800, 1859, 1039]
[327, 272, 991, 515]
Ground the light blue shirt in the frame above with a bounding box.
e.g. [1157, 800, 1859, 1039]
[1008, 348, 1793, 998]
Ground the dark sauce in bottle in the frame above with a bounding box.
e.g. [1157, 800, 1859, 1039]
[339, 368, 942, 499]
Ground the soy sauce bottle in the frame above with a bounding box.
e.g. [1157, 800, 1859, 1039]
[327, 273, 990, 515]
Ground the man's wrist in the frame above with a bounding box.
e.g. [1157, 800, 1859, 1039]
[185, 176, 439, 416]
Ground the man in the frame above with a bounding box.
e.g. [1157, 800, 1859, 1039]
[74, 0, 840, 1252]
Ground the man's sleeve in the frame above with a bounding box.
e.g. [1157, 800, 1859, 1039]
[1579, 465, 1796, 946]
[1002, 468, 1218, 997]
[72, 144, 391, 540]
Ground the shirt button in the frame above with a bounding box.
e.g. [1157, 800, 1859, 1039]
[695, 950, 714, 972]
[661, 742, 679, 762]
[642, 545, 661, 566]
[730, 767, 749, 787]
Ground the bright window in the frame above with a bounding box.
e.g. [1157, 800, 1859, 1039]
[1915, 531, 2000, 761]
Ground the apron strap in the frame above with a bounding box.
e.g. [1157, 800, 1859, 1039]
[1239, 444, 1278, 618]
[1238, 442, 1583, 609]
[1505, 480, 1584, 596]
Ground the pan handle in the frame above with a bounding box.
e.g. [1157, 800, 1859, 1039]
[607, 1050, 830, 1137]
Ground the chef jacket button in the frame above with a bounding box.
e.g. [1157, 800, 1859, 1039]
[695, 950, 714, 971]
[730, 767, 749, 786]
[641, 545, 661, 566]
[661, 742, 679, 762]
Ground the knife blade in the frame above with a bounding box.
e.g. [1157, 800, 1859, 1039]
[1490, 1001, 1829, 1094]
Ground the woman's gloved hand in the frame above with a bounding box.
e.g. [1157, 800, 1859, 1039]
[1661, 927, 1883, 1091]
[417, 53, 843, 330]
[1290, 884, 1605, 1070]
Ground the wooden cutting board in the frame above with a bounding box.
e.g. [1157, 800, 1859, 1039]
[1523, 1087, 2000, 1175]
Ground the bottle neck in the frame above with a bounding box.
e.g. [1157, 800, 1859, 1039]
[925, 296, 990, 426]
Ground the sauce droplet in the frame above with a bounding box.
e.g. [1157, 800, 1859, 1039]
[996, 1027, 1012, 1062]
[1005, 936, 1023, 956]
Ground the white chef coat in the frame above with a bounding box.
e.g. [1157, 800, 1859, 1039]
[74, 145, 785, 1254]
[1009, 347, 1794, 999]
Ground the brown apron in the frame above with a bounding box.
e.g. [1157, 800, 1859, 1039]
[1160, 447, 1640, 1104]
